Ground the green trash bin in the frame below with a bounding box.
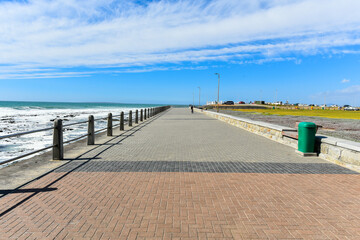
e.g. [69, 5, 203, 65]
[298, 122, 316, 153]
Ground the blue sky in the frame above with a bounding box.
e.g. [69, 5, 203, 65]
[1, 0, 360, 105]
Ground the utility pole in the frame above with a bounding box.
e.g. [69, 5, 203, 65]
[193, 91, 194, 106]
[197, 87, 201, 108]
[215, 73, 220, 112]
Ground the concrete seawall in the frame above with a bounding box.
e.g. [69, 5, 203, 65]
[195, 108, 360, 172]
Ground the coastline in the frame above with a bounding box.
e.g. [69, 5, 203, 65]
[0, 101, 166, 164]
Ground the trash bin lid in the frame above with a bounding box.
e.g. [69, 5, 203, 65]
[298, 122, 316, 128]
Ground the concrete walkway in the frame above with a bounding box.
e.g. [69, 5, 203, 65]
[0, 108, 359, 239]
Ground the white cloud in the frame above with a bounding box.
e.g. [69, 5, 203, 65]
[1, 0, 360, 78]
[341, 79, 350, 83]
[313, 85, 360, 105]
[338, 85, 360, 94]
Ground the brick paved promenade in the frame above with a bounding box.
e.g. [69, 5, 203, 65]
[0, 108, 359, 239]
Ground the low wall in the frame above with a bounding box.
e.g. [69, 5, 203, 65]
[196, 108, 360, 172]
[317, 137, 360, 172]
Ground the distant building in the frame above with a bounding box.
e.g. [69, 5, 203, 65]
[255, 101, 265, 104]
[206, 101, 222, 105]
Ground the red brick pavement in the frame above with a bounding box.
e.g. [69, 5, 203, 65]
[1, 172, 360, 239]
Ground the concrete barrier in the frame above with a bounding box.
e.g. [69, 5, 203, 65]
[195, 108, 297, 146]
[317, 137, 360, 172]
[195, 108, 360, 172]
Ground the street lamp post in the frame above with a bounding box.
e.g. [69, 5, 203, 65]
[197, 87, 201, 108]
[215, 73, 220, 112]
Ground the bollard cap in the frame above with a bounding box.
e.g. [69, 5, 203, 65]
[298, 122, 316, 129]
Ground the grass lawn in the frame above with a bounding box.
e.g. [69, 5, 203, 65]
[232, 109, 360, 120]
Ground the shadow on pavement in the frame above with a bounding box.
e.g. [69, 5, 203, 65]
[0, 188, 57, 194]
[0, 110, 169, 217]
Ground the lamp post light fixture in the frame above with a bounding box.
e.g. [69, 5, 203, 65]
[215, 73, 220, 112]
[197, 87, 201, 108]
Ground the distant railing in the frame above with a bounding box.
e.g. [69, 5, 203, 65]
[0, 106, 170, 165]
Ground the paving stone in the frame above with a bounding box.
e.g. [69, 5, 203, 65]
[0, 108, 359, 240]
[55, 160, 358, 174]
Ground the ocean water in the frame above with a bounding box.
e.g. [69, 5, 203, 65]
[0, 101, 162, 165]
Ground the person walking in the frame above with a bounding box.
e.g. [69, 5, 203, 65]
[191, 105, 194, 114]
